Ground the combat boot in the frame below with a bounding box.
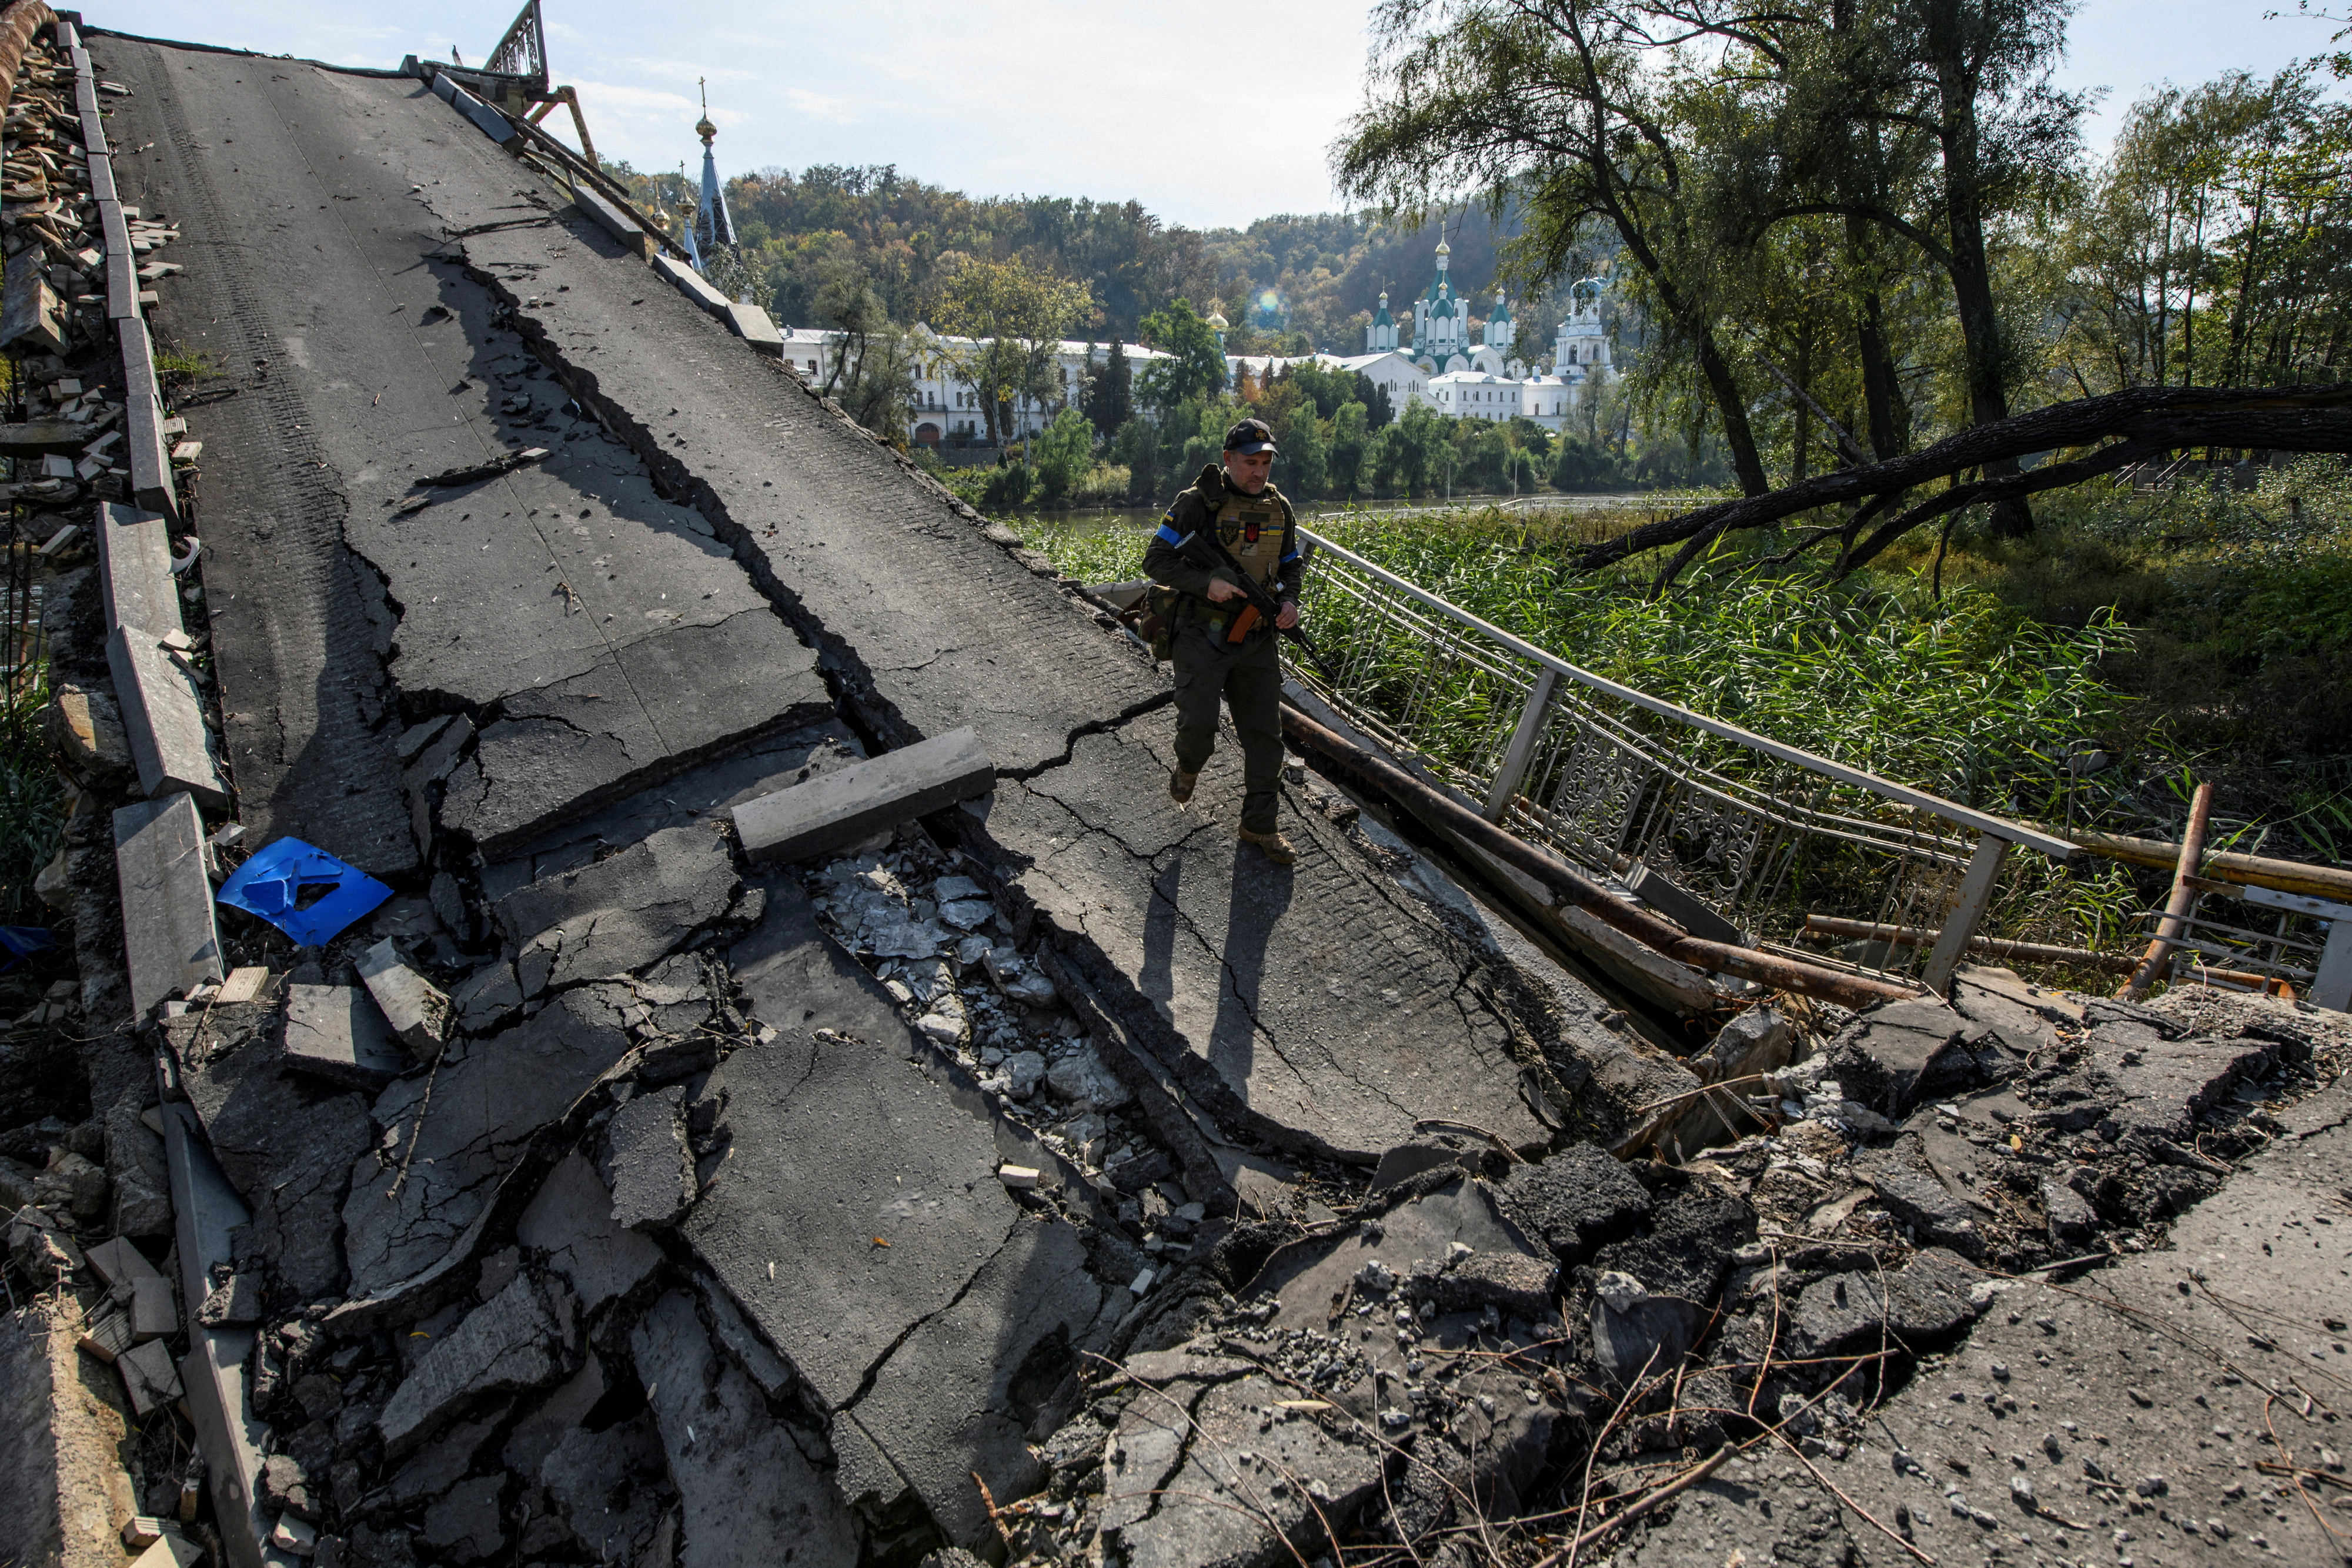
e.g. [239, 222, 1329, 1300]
[1169, 768, 1199, 805]
[1238, 827, 1296, 865]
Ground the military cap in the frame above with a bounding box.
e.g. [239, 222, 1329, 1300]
[1223, 417, 1278, 455]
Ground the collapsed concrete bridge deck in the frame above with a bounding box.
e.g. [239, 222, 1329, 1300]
[58, 29, 1669, 1566]
[21, 23, 2349, 1568]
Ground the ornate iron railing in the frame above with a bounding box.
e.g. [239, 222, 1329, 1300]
[1285, 527, 2077, 992]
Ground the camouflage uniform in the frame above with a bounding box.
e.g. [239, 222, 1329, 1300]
[1141, 457, 1304, 837]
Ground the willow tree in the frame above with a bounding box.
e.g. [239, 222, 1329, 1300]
[1335, 0, 1775, 497]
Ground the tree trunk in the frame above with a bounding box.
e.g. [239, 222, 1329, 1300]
[1846, 218, 1913, 460]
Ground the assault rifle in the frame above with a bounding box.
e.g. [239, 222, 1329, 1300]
[1171, 527, 1342, 684]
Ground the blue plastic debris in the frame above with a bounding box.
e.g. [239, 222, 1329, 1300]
[216, 839, 394, 947]
[0, 925, 56, 972]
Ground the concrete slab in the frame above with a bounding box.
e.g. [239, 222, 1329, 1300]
[280, 984, 405, 1088]
[539, 1412, 666, 1562]
[94, 500, 182, 637]
[630, 1291, 857, 1568]
[731, 725, 993, 864]
[1003, 728, 1550, 1161]
[684, 882, 1117, 1544]
[480, 717, 864, 898]
[169, 1001, 372, 1302]
[340, 984, 635, 1298]
[112, 794, 223, 1018]
[377, 1273, 572, 1457]
[491, 821, 740, 995]
[514, 1152, 660, 1311]
[434, 613, 831, 858]
[106, 626, 229, 807]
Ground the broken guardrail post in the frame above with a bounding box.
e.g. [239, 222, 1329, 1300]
[730, 726, 994, 864]
[1480, 664, 1558, 824]
[1920, 832, 2009, 997]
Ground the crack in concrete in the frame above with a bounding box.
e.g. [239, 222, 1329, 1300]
[996, 690, 1178, 784]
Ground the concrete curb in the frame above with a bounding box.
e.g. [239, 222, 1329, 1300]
[651, 250, 729, 316]
[94, 498, 181, 635]
[105, 623, 228, 807]
[116, 315, 173, 515]
[570, 179, 650, 258]
[161, 1104, 290, 1568]
[110, 793, 225, 1017]
[97, 197, 133, 319]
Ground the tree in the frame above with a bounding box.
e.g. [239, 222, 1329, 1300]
[1328, 401, 1374, 497]
[1134, 299, 1228, 412]
[1337, 0, 1775, 496]
[1668, 0, 2087, 528]
[1085, 337, 1134, 436]
[928, 255, 1093, 447]
[1030, 407, 1097, 504]
[810, 259, 918, 439]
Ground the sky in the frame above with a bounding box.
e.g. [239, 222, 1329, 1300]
[88, 0, 2348, 232]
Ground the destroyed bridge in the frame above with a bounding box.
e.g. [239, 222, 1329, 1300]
[5, 8, 2350, 1568]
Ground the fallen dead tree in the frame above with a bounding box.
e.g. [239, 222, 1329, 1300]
[1576, 383, 2352, 586]
[1280, 704, 1917, 1011]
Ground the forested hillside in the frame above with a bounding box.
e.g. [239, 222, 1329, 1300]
[599, 160, 1588, 356]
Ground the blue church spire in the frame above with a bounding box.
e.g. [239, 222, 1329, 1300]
[691, 78, 736, 275]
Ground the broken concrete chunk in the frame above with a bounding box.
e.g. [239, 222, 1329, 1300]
[731, 726, 993, 865]
[194, 1273, 263, 1326]
[517, 1153, 662, 1311]
[1821, 999, 1974, 1119]
[631, 1290, 857, 1567]
[1782, 1246, 1984, 1359]
[77, 1302, 133, 1363]
[600, 1084, 693, 1231]
[47, 680, 136, 792]
[354, 940, 452, 1060]
[85, 1234, 165, 1290]
[131, 1532, 203, 1568]
[449, 959, 523, 1034]
[341, 985, 635, 1298]
[539, 1413, 666, 1563]
[1495, 1144, 1652, 1265]
[1411, 1250, 1559, 1318]
[377, 1273, 572, 1457]
[1101, 1367, 1384, 1568]
[696, 1276, 794, 1401]
[117, 1336, 182, 1415]
[493, 823, 741, 996]
[1857, 1135, 1986, 1257]
[113, 794, 226, 1019]
[280, 984, 406, 1088]
[129, 1274, 178, 1340]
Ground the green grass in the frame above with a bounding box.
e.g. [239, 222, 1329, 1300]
[0, 659, 59, 928]
[1018, 466, 2352, 968]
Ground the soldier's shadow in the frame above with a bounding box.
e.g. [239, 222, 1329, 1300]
[1205, 841, 1292, 1091]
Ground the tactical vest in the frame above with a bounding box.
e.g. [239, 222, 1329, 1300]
[1212, 486, 1287, 589]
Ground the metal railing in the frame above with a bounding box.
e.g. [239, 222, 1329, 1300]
[1286, 527, 2076, 993]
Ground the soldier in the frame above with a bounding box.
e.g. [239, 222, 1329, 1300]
[1142, 417, 1304, 865]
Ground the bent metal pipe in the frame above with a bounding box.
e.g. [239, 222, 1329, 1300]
[1280, 704, 1919, 1012]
